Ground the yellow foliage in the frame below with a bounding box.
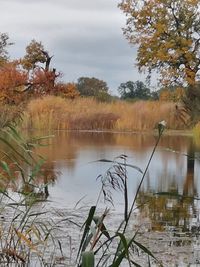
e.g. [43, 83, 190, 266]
[119, 0, 200, 86]
[159, 87, 185, 102]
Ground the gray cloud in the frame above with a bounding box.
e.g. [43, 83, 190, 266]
[0, 0, 149, 94]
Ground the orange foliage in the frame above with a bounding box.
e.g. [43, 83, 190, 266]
[0, 39, 80, 103]
[0, 62, 27, 104]
[55, 83, 80, 99]
[31, 69, 57, 96]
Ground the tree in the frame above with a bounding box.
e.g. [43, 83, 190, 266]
[30, 69, 58, 96]
[182, 83, 200, 123]
[54, 83, 80, 99]
[22, 40, 60, 96]
[159, 86, 185, 102]
[0, 33, 12, 65]
[0, 61, 27, 104]
[22, 40, 48, 70]
[119, 0, 200, 86]
[77, 77, 109, 97]
[118, 80, 151, 100]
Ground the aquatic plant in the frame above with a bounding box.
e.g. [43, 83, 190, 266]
[0, 125, 61, 266]
[22, 95, 184, 131]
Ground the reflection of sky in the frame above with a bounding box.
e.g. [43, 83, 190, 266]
[49, 147, 142, 210]
[142, 148, 188, 194]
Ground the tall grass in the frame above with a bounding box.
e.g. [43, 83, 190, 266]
[0, 105, 23, 129]
[0, 126, 62, 266]
[22, 96, 186, 131]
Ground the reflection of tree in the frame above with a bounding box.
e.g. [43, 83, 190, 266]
[136, 138, 197, 232]
[137, 184, 195, 232]
[183, 140, 196, 197]
[36, 132, 78, 171]
[33, 131, 194, 174]
[40, 161, 58, 197]
[11, 161, 58, 199]
[40, 161, 58, 184]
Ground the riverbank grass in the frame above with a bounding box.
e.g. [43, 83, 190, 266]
[22, 96, 185, 131]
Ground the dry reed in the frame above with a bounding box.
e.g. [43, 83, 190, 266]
[22, 95, 186, 131]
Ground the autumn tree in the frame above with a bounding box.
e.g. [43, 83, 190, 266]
[55, 83, 80, 99]
[118, 80, 151, 100]
[119, 0, 200, 86]
[77, 77, 111, 101]
[159, 86, 185, 102]
[182, 83, 200, 123]
[0, 61, 27, 104]
[29, 69, 58, 96]
[22, 40, 49, 71]
[22, 40, 59, 96]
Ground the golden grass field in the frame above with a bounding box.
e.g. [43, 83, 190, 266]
[22, 95, 187, 131]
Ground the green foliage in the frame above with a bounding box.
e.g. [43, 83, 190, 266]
[95, 90, 112, 102]
[81, 251, 95, 267]
[118, 80, 151, 100]
[151, 90, 159, 100]
[77, 77, 109, 98]
[77, 206, 96, 261]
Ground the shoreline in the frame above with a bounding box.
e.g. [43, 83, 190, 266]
[24, 128, 193, 137]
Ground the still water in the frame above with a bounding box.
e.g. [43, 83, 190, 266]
[34, 131, 200, 266]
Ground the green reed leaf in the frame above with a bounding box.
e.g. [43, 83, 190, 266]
[77, 206, 96, 260]
[0, 160, 11, 177]
[82, 251, 95, 267]
[116, 232, 128, 256]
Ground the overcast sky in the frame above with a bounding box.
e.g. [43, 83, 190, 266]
[0, 0, 149, 95]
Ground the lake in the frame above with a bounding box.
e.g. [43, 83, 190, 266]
[29, 130, 200, 266]
[3, 130, 200, 266]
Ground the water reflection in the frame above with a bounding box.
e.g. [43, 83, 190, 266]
[135, 136, 199, 233]
[2, 130, 200, 265]
[33, 131, 200, 209]
[18, 132, 199, 222]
